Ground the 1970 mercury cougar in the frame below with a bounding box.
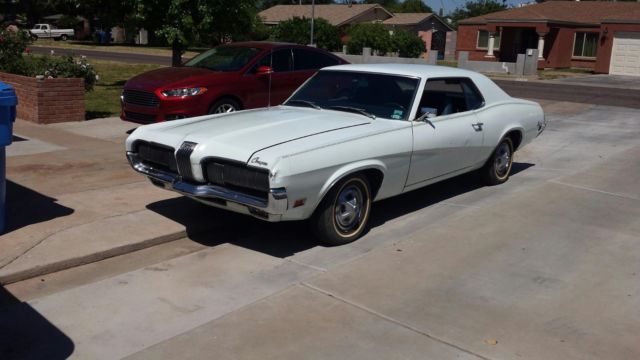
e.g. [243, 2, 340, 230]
[126, 64, 546, 245]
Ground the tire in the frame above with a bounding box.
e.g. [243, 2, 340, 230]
[312, 174, 372, 246]
[31, 34, 38, 40]
[481, 137, 514, 185]
[208, 98, 241, 114]
[60, 34, 68, 41]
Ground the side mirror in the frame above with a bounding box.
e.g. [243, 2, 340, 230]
[256, 66, 273, 76]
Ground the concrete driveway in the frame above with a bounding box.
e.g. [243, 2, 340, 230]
[3, 100, 640, 359]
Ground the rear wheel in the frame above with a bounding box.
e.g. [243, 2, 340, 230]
[481, 137, 514, 185]
[60, 34, 68, 41]
[312, 175, 372, 246]
[208, 98, 240, 114]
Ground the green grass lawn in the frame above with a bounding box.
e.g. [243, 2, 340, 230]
[86, 61, 164, 119]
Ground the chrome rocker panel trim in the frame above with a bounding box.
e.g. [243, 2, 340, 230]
[127, 152, 288, 215]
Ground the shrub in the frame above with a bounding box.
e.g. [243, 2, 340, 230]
[0, 28, 32, 74]
[0, 28, 97, 91]
[346, 23, 392, 56]
[22, 55, 98, 91]
[272, 17, 341, 52]
[391, 29, 426, 58]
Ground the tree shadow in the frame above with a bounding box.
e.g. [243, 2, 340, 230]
[4, 181, 74, 235]
[85, 111, 115, 120]
[0, 287, 75, 360]
[146, 163, 534, 256]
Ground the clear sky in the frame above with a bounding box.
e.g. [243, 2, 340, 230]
[423, 0, 530, 15]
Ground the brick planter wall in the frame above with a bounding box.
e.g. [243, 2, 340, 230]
[0, 72, 84, 124]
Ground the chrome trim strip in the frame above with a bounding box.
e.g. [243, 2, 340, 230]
[127, 152, 288, 214]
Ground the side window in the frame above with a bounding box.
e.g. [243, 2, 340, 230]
[253, 49, 292, 73]
[293, 49, 339, 71]
[419, 78, 468, 117]
[461, 79, 484, 110]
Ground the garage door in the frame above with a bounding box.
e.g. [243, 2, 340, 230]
[610, 32, 640, 76]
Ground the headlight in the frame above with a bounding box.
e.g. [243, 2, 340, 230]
[161, 87, 207, 97]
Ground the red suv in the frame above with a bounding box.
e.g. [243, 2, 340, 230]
[121, 42, 347, 123]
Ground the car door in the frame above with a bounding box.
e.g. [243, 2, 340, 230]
[405, 77, 485, 188]
[243, 49, 295, 108]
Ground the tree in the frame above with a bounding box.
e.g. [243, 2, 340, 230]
[449, 0, 507, 28]
[391, 29, 425, 58]
[396, 0, 432, 13]
[272, 17, 341, 51]
[346, 22, 391, 55]
[130, 0, 261, 66]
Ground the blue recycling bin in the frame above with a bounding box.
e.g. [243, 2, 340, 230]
[0, 82, 17, 233]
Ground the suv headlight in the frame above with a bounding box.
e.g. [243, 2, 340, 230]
[161, 87, 207, 97]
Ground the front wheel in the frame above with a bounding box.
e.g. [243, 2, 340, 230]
[312, 175, 372, 246]
[481, 137, 514, 185]
[208, 98, 240, 114]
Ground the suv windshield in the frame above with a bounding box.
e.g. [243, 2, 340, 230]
[285, 70, 419, 120]
[185, 46, 262, 72]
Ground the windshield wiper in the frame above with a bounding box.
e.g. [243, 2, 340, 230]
[285, 99, 321, 110]
[327, 106, 376, 119]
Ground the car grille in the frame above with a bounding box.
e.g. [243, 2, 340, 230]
[203, 159, 269, 199]
[124, 111, 157, 124]
[135, 141, 178, 174]
[123, 89, 160, 107]
[176, 142, 197, 182]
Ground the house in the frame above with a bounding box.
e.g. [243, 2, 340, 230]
[456, 1, 640, 76]
[382, 13, 454, 58]
[258, 4, 393, 29]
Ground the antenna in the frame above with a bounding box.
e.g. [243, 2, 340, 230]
[268, 48, 273, 108]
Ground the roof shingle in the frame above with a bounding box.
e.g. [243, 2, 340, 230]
[258, 4, 391, 27]
[382, 13, 433, 25]
[459, 2, 640, 25]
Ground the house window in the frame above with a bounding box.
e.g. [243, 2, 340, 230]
[573, 32, 598, 58]
[476, 30, 500, 49]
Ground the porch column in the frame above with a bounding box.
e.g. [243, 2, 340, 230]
[486, 32, 496, 58]
[537, 32, 547, 59]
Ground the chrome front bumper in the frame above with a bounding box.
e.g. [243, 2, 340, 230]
[126, 152, 288, 218]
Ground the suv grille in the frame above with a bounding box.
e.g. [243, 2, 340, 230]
[136, 141, 178, 174]
[123, 90, 160, 107]
[203, 159, 269, 199]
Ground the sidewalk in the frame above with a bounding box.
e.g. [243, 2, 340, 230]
[0, 117, 213, 284]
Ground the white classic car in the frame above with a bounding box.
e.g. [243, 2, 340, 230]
[126, 64, 545, 245]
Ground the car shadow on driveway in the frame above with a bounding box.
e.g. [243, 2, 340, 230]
[0, 287, 75, 360]
[146, 163, 534, 257]
[3, 180, 75, 235]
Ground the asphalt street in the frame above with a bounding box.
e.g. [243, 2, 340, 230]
[3, 98, 640, 359]
[30, 45, 640, 108]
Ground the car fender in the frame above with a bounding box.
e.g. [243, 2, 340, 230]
[313, 159, 388, 211]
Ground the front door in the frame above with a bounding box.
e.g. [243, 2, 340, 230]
[244, 49, 296, 108]
[405, 77, 485, 188]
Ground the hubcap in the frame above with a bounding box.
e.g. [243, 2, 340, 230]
[334, 184, 364, 234]
[214, 104, 236, 114]
[494, 142, 512, 177]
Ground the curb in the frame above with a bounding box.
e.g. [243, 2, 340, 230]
[0, 230, 187, 285]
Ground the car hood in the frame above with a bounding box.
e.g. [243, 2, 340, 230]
[124, 66, 220, 90]
[128, 106, 372, 163]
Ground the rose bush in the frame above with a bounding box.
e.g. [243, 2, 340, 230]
[0, 28, 97, 91]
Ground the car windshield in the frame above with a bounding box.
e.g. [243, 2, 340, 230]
[185, 46, 262, 72]
[285, 70, 419, 120]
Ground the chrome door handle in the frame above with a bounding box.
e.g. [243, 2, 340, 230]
[472, 122, 484, 131]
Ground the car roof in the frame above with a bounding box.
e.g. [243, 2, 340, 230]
[321, 63, 511, 104]
[227, 41, 312, 51]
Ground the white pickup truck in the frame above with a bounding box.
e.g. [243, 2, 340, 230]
[30, 24, 74, 40]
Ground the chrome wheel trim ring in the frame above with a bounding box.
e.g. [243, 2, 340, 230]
[494, 142, 512, 178]
[334, 183, 365, 234]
